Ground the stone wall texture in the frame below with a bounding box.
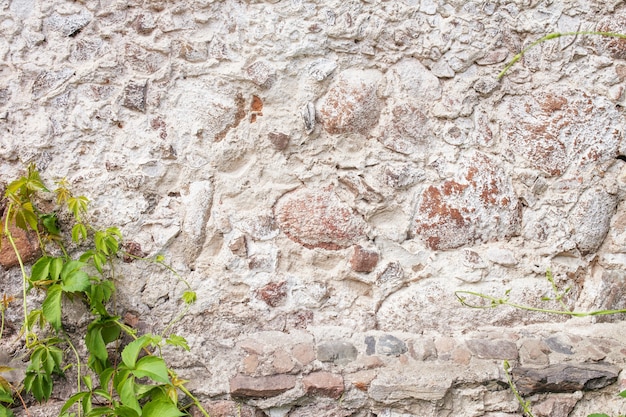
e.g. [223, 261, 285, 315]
[1, 0, 626, 416]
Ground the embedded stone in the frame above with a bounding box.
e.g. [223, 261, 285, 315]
[196, 400, 263, 417]
[485, 247, 518, 266]
[369, 365, 454, 402]
[125, 43, 167, 74]
[597, 15, 626, 59]
[365, 336, 376, 355]
[122, 81, 147, 112]
[31, 68, 75, 99]
[133, 13, 157, 34]
[317, 341, 358, 364]
[0, 217, 40, 269]
[412, 152, 521, 250]
[499, 89, 623, 177]
[466, 339, 518, 360]
[544, 336, 573, 355]
[519, 339, 550, 366]
[181, 181, 213, 262]
[274, 188, 366, 250]
[303, 372, 344, 399]
[350, 245, 379, 273]
[318, 69, 382, 135]
[377, 334, 407, 357]
[533, 395, 579, 417]
[268, 132, 290, 150]
[246, 61, 276, 89]
[377, 103, 430, 155]
[256, 281, 287, 307]
[292, 343, 315, 365]
[229, 374, 296, 398]
[512, 363, 620, 396]
[568, 188, 617, 255]
[45, 10, 92, 36]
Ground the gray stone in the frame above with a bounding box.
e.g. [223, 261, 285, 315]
[466, 339, 518, 360]
[317, 341, 358, 364]
[45, 10, 92, 36]
[365, 336, 376, 355]
[122, 81, 147, 112]
[569, 188, 617, 255]
[377, 334, 407, 357]
[512, 363, 620, 396]
[544, 336, 573, 355]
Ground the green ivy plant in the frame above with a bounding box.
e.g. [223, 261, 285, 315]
[0, 164, 210, 417]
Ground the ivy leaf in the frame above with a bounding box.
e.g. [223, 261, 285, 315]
[133, 356, 169, 384]
[42, 285, 63, 332]
[166, 335, 189, 352]
[31, 257, 52, 283]
[50, 257, 63, 282]
[62, 269, 90, 293]
[121, 335, 157, 369]
[0, 405, 14, 417]
[72, 223, 87, 243]
[117, 376, 141, 415]
[85, 325, 107, 362]
[41, 213, 60, 235]
[60, 391, 90, 415]
[142, 399, 185, 417]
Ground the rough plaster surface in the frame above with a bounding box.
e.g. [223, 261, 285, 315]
[1, 0, 626, 416]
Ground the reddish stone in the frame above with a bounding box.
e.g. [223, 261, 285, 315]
[500, 89, 623, 176]
[229, 374, 296, 398]
[350, 245, 379, 273]
[122, 241, 146, 263]
[0, 216, 40, 269]
[412, 152, 520, 250]
[256, 281, 287, 307]
[377, 103, 429, 155]
[292, 343, 315, 365]
[318, 69, 382, 134]
[192, 400, 263, 417]
[597, 15, 626, 59]
[274, 188, 366, 250]
[303, 372, 344, 399]
[268, 132, 290, 150]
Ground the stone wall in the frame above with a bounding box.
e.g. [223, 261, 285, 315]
[1, 0, 626, 416]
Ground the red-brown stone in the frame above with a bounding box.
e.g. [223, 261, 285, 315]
[229, 374, 296, 398]
[303, 371, 345, 399]
[413, 152, 520, 250]
[350, 245, 379, 273]
[0, 216, 40, 269]
[318, 69, 382, 135]
[256, 281, 287, 307]
[274, 188, 366, 250]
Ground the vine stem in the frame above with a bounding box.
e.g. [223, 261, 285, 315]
[455, 290, 626, 317]
[498, 31, 626, 79]
[4, 203, 31, 336]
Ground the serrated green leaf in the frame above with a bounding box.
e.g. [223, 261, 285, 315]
[42, 285, 63, 332]
[118, 376, 141, 415]
[620, 389, 626, 398]
[41, 213, 60, 235]
[142, 398, 185, 417]
[31, 257, 52, 282]
[62, 269, 90, 293]
[72, 223, 87, 243]
[50, 257, 63, 282]
[85, 326, 107, 362]
[587, 414, 611, 417]
[166, 335, 189, 351]
[133, 356, 169, 384]
[121, 336, 153, 369]
[60, 391, 90, 415]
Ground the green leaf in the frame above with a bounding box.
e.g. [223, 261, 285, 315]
[72, 223, 87, 243]
[42, 284, 63, 331]
[31, 257, 52, 282]
[166, 335, 190, 351]
[121, 335, 159, 369]
[588, 414, 611, 417]
[182, 291, 196, 305]
[0, 404, 15, 417]
[143, 399, 185, 417]
[133, 356, 169, 384]
[62, 269, 90, 293]
[117, 376, 141, 415]
[60, 391, 90, 415]
[85, 326, 107, 362]
[620, 389, 626, 398]
[50, 257, 63, 282]
[41, 213, 60, 235]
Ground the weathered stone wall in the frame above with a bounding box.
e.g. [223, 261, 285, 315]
[1, 0, 626, 416]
